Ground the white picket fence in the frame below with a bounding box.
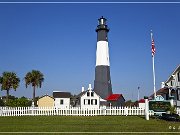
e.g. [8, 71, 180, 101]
[0, 106, 153, 117]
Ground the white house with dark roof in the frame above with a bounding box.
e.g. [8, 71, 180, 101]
[75, 84, 101, 109]
[80, 90, 100, 109]
[53, 91, 71, 109]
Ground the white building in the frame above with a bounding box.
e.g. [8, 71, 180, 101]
[80, 90, 100, 109]
[53, 91, 71, 109]
[75, 84, 101, 109]
[159, 64, 180, 106]
[138, 99, 145, 109]
[164, 64, 180, 89]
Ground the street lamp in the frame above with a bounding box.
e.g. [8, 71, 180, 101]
[138, 86, 140, 101]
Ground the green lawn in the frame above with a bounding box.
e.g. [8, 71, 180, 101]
[0, 116, 179, 134]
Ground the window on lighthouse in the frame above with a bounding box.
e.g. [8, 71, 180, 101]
[100, 19, 103, 25]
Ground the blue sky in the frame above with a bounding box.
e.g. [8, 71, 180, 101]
[0, 2, 180, 101]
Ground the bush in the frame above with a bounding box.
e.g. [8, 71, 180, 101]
[166, 106, 176, 114]
[0, 98, 5, 106]
[5, 97, 31, 107]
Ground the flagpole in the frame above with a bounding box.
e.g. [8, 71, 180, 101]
[152, 54, 156, 98]
[151, 31, 156, 99]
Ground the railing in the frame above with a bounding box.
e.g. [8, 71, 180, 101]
[174, 82, 180, 88]
[0, 106, 146, 117]
[176, 100, 180, 107]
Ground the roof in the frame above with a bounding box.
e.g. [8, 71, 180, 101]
[106, 94, 123, 101]
[53, 92, 71, 98]
[76, 91, 87, 98]
[149, 87, 169, 98]
[156, 87, 169, 94]
[138, 99, 145, 103]
[38, 94, 54, 100]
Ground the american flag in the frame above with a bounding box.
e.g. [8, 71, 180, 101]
[151, 36, 155, 56]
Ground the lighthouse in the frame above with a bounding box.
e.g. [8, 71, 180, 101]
[94, 16, 112, 99]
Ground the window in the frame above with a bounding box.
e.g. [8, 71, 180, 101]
[91, 99, 97, 105]
[87, 92, 90, 97]
[60, 99, 63, 105]
[88, 99, 90, 105]
[91, 92, 94, 97]
[178, 89, 180, 100]
[95, 99, 97, 105]
[171, 81, 173, 86]
[178, 72, 180, 82]
[84, 99, 90, 105]
[91, 99, 93, 105]
[84, 99, 87, 105]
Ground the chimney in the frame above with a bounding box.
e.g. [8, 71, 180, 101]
[82, 87, 85, 92]
[88, 84, 92, 91]
[161, 82, 165, 88]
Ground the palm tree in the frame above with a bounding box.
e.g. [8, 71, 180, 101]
[0, 75, 2, 94]
[0, 76, 2, 85]
[24, 70, 44, 106]
[0, 72, 20, 102]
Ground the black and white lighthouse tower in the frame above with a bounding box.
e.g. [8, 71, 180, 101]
[94, 16, 112, 99]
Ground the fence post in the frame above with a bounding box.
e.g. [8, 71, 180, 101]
[176, 107, 180, 116]
[144, 97, 149, 120]
[124, 107, 128, 116]
[170, 97, 174, 107]
[0, 107, 2, 116]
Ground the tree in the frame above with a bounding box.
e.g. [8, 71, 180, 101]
[24, 70, 44, 106]
[0, 75, 2, 95]
[0, 76, 2, 84]
[0, 72, 20, 102]
[125, 100, 134, 106]
[17, 96, 31, 107]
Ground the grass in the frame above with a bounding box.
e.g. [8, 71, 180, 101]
[0, 116, 180, 134]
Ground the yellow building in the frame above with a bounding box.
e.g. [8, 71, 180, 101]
[37, 95, 54, 107]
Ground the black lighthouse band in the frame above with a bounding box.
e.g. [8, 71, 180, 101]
[96, 16, 109, 42]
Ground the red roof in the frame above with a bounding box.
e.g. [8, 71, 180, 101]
[138, 99, 145, 103]
[106, 94, 122, 101]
